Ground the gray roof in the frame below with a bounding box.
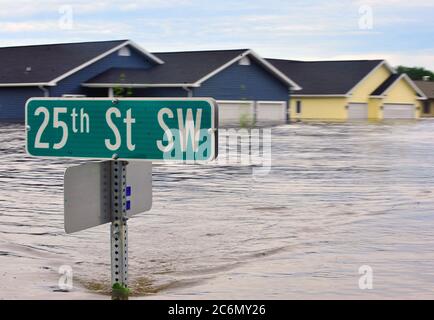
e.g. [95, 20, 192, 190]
[267, 59, 385, 95]
[85, 49, 251, 85]
[371, 74, 401, 96]
[0, 40, 128, 84]
[414, 80, 434, 99]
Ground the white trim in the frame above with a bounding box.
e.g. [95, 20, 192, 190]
[82, 83, 199, 88]
[183, 86, 193, 98]
[125, 40, 164, 64]
[249, 50, 302, 91]
[0, 82, 54, 87]
[193, 49, 302, 90]
[369, 74, 428, 100]
[216, 100, 254, 104]
[39, 85, 50, 97]
[62, 94, 86, 98]
[49, 40, 164, 85]
[256, 100, 287, 105]
[399, 74, 427, 99]
[347, 60, 395, 96]
[292, 94, 349, 98]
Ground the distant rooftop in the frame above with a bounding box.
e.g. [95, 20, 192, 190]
[267, 59, 385, 95]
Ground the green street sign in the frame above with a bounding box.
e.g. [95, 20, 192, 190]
[26, 98, 218, 161]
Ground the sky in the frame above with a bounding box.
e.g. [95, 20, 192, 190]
[0, 0, 433, 69]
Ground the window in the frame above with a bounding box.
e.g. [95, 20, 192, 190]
[296, 101, 302, 114]
[118, 47, 131, 57]
[239, 56, 251, 66]
[423, 101, 431, 114]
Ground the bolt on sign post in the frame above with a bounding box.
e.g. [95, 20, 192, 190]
[25, 98, 218, 299]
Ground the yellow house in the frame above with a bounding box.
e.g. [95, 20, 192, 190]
[268, 59, 427, 121]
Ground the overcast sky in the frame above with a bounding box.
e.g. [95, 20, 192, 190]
[0, 0, 433, 69]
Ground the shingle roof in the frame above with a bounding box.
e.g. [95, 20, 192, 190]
[0, 40, 128, 84]
[414, 80, 434, 99]
[371, 74, 401, 96]
[267, 59, 385, 95]
[85, 49, 250, 85]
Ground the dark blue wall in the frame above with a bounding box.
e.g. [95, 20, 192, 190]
[133, 87, 189, 97]
[0, 87, 44, 121]
[50, 45, 155, 97]
[193, 58, 290, 101]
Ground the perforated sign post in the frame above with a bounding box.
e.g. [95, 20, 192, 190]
[25, 97, 218, 299]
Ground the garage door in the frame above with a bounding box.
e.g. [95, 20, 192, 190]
[348, 103, 368, 120]
[256, 101, 287, 123]
[383, 104, 415, 119]
[217, 101, 254, 126]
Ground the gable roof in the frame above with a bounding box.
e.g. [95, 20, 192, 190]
[371, 73, 427, 98]
[371, 74, 401, 96]
[414, 80, 434, 99]
[267, 59, 386, 95]
[0, 40, 163, 87]
[85, 49, 248, 86]
[83, 49, 301, 89]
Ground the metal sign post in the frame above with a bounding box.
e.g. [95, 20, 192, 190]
[110, 160, 129, 299]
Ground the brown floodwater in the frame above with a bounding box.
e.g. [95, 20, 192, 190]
[1, 120, 434, 299]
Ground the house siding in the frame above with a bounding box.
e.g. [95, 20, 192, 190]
[290, 97, 348, 121]
[50, 45, 155, 97]
[192, 59, 290, 101]
[0, 87, 44, 121]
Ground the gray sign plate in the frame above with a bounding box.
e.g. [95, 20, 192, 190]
[64, 161, 152, 234]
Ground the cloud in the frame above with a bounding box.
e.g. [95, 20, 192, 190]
[0, 0, 431, 71]
[0, 0, 192, 18]
[353, 0, 434, 7]
[0, 21, 57, 32]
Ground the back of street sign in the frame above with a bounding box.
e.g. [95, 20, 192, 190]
[64, 160, 152, 234]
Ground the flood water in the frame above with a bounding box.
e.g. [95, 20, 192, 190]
[1, 120, 434, 299]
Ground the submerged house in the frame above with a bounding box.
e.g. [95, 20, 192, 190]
[414, 78, 434, 117]
[0, 40, 300, 125]
[268, 59, 426, 121]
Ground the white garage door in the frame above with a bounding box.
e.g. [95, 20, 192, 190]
[217, 101, 254, 126]
[256, 101, 287, 123]
[383, 104, 415, 119]
[348, 103, 368, 120]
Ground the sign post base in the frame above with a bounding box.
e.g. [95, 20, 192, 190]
[110, 160, 129, 300]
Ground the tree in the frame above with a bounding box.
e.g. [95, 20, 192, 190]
[113, 73, 134, 97]
[396, 66, 434, 81]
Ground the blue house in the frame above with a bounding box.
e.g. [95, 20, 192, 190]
[0, 40, 301, 125]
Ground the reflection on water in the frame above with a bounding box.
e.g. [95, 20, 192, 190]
[1, 121, 434, 299]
